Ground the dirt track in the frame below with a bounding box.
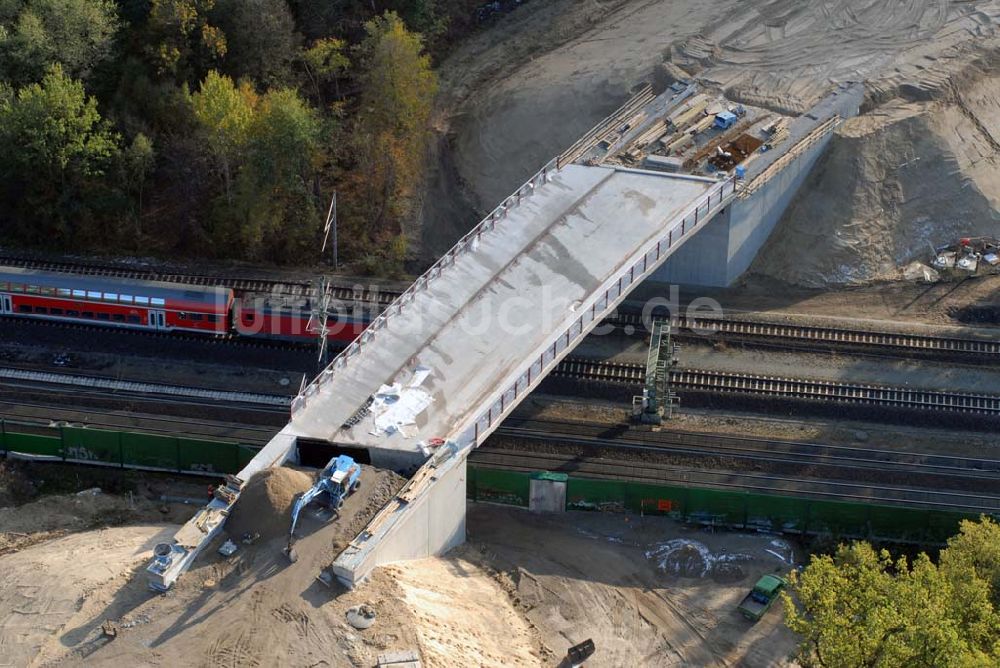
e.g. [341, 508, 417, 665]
[457, 503, 799, 666]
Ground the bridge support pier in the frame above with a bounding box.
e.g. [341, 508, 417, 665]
[332, 451, 468, 587]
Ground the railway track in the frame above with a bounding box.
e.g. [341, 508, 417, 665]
[0, 313, 317, 352]
[605, 312, 1000, 359]
[0, 403, 279, 444]
[497, 417, 1000, 479]
[469, 447, 1000, 514]
[5, 255, 1000, 363]
[8, 381, 995, 511]
[554, 357, 1000, 416]
[4, 349, 999, 421]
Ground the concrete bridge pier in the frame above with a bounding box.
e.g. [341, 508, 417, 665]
[332, 444, 469, 587]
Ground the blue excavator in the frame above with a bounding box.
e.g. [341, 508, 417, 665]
[285, 454, 362, 563]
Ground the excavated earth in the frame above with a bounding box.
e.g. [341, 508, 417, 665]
[422, 0, 1000, 292]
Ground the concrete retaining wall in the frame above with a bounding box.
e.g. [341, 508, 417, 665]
[652, 83, 864, 287]
[722, 134, 834, 284]
[332, 452, 468, 587]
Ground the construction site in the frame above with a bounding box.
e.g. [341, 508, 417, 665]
[4, 0, 1000, 666]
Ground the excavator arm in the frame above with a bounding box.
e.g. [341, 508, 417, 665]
[288, 483, 328, 543]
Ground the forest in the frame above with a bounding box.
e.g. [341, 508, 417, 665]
[0, 1, 497, 272]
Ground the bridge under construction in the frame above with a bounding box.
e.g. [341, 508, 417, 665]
[147, 81, 865, 591]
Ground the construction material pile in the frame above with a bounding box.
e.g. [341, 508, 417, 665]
[226, 466, 313, 541]
[930, 237, 1000, 276]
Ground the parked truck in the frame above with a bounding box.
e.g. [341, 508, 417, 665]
[737, 574, 787, 621]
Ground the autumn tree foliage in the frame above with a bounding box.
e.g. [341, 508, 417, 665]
[784, 517, 1000, 667]
[0, 1, 482, 269]
[343, 11, 437, 270]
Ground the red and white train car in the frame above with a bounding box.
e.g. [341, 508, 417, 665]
[0, 267, 233, 334]
[235, 293, 369, 343]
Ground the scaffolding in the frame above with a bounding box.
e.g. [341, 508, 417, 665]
[633, 319, 679, 424]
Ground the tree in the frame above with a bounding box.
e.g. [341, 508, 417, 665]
[121, 132, 155, 234]
[351, 11, 437, 262]
[0, 63, 120, 243]
[0, 0, 120, 86]
[784, 518, 1000, 667]
[301, 36, 348, 104]
[189, 69, 254, 201]
[211, 0, 299, 89]
[940, 516, 1000, 605]
[189, 70, 322, 260]
[145, 0, 225, 81]
[232, 87, 322, 260]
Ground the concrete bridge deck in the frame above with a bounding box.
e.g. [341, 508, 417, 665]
[288, 164, 736, 468]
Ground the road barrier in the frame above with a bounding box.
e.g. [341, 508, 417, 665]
[468, 466, 985, 545]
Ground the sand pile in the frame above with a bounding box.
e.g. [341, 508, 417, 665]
[226, 466, 314, 541]
[751, 74, 1000, 287]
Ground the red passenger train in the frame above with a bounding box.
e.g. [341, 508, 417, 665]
[0, 267, 369, 343]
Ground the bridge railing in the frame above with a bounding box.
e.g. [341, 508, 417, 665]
[455, 174, 739, 449]
[292, 157, 560, 416]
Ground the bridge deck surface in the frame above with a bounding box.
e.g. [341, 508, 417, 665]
[289, 164, 714, 455]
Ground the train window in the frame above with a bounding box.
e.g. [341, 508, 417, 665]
[135, 296, 149, 305]
[18, 305, 30, 313]
[190, 313, 203, 321]
[87, 291, 101, 300]
[33, 306, 48, 314]
[151, 297, 166, 306]
[178, 312, 187, 320]
[207, 314, 219, 323]
[50, 308, 63, 316]
[104, 293, 117, 301]
[119, 294, 133, 303]
[82, 311, 94, 319]
[67, 310, 79, 317]
[112, 314, 124, 322]
[97, 313, 109, 321]
[127, 315, 140, 324]
[72, 289, 85, 298]
[57, 288, 71, 297]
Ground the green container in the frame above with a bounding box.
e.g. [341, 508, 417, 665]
[469, 467, 530, 506]
[178, 437, 239, 475]
[121, 432, 182, 471]
[4, 432, 62, 459]
[61, 427, 121, 466]
[467, 465, 981, 545]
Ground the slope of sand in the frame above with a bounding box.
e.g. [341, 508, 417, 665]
[391, 558, 540, 666]
[10, 466, 407, 667]
[751, 72, 1000, 286]
[0, 525, 175, 667]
